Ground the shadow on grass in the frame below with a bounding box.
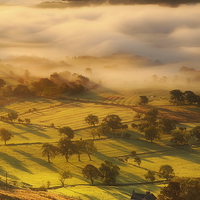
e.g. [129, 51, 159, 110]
[168, 147, 200, 165]
[0, 165, 19, 180]
[0, 152, 32, 174]
[13, 149, 58, 172]
[11, 123, 52, 139]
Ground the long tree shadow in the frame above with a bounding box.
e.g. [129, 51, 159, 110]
[0, 165, 19, 180]
[0, 152, 32, 174]
[13, 149, 58, 172]
[11, 123, 52, 139]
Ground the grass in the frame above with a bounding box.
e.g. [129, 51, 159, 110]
[0, 92, 200, 199]
[1, 98, 135, 130]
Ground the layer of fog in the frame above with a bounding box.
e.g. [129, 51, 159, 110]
[0, 4, 200, 65]
[1, 3, 200, 92]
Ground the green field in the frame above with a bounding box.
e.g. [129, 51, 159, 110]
[0, 94, 200, 200]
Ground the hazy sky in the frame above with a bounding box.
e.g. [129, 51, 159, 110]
[0, 2, 200, 67]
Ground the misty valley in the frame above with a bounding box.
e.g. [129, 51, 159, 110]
[0, 0, 200, 200]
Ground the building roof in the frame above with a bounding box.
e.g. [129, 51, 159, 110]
[131, 191, 156, 200]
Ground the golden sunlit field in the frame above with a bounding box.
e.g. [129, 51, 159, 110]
[1, 1, 200, 199]
[0, 92, 200, 199]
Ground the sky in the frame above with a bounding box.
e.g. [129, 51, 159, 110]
[0, 1, 200, 69]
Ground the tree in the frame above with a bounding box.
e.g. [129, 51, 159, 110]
[152, 74, 158, 82]
[130, 150, 137, 157]
[82, 164, 101, 185]
[58, 126, 74, 139]
[184, 91, 198, 105]
[159, 165, 175, 180]
[59, 170, 72, 187]
[58, 137, 75, 162]
[159, 118, 176, 134]
[96, 123, 111, 138]
[158, 181, 182, 200]
[13, 84, 34, 97]
[138, 121, 151, 132]
[160, 76, 167, 83]
[139, 96, 148, 105]
[0, 128, 13, 145]
[144, 108, 158, 124]
[83, 140, 97, 160]
[0, 79, 6, 88]
[99, 160, 120, 185]
[41, 143, 58, 163]
[25, 118, 31, 124]
[157, 177, 200, 200]
[73, 140, 85, 161]
[134, 156, 141, 167]
[85, 114, 99, 127]
[170, 130, 190, 145]
[145, 170, 156, 182]
[102, 114, 122, 130]
[169, 89, 184, 105]
[90, 129, 97, 139]
[145, 125, 160, 142]
[31, 78, 56, 95]
[191, 126, 200, 141]
[7, 112, 18, 121]
[68, 82, 85, 95]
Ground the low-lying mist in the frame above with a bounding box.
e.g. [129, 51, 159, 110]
[0, 3, 200, 92]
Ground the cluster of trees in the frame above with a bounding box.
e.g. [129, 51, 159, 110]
[82, 160, 120, 185]
[170, 89, 200, 105]
[145, 164, 175, 182]
[85, 114, 130, 139]
[0, 70, 96, 98]
[132, 108, 200, 144]
[58, 160, 120, 187]
[157, 177, 200, 200]
[41, 126, 97, 163]
[0, 112, 31, 124]
[132, 108, 176, 142]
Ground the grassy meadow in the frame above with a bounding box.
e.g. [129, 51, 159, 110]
[0, 92, 200, 199]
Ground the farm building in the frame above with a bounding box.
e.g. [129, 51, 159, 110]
[130, 190, 156, 200]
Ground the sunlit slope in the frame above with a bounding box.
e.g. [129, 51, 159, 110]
[0, 97, 200, 200]
[0, 98, 135, 130]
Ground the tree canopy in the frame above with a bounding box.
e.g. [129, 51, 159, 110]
[191, 126, 200, 141]
[102, 114, 122, 130]
[0, 128, 13, 145]
[58, 126, 74, 139]
[158, 177, 200, 200]
[41, 143, 58, 162]
[144, 125, 160, 142]
[85, 114, 99, 127]
[0, 79, 6, 88]
[159, 165, 175, 180]
[82, 164, 101, 185]
[139, 96, 149, 105]
[99, 160, 120, 185]
[58, 137, 75, 162]
[159, 118, 176, 134]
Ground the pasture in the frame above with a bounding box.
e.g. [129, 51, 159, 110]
[0, 95, 200, 199]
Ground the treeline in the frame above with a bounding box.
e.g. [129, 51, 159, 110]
[0, 70, 97, 98]
[132, 108, 200, 145]
[170, 89, 200, 105]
